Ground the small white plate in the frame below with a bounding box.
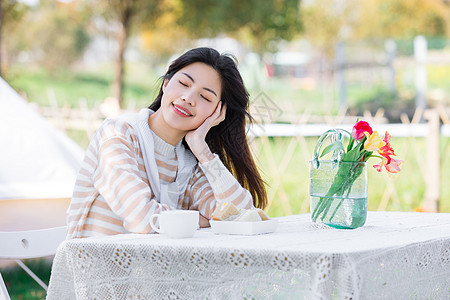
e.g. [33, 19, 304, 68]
[210, 219, 278, 235]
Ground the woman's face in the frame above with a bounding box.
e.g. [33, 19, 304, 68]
[159, 62, 222, 134]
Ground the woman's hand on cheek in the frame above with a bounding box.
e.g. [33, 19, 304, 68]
[185, 102, 226, 163]
[210, 101, 227, 128]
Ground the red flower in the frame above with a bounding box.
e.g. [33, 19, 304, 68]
[352, 121, 373, 141]
[378, 131, 395, 157]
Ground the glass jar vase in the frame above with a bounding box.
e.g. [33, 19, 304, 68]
[310, 160, 368, 229]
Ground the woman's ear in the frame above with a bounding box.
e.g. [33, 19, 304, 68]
[162, 78, 169, 93]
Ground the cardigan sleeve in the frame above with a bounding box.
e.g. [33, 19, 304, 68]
[187, 154, 253, 219]
[92, 119, 173, 233]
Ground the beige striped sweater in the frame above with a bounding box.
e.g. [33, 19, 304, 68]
[66, 115, 253, 238]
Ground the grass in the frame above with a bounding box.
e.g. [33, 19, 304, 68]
[252, 136, 450, 218]
[5, 63, 160, 108]
[5, 62, 395, 117]
[1, 259, 52, 300]
[426, 65, 450, 93]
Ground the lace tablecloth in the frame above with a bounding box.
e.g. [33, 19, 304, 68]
[47, 212, 450, 299]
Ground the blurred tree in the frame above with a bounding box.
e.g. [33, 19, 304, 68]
[89, 0, 165, 108]
[177, 0, 302, 56]
[301, 0, 450, 57]
[139, 0, 193, 64]
[299, 0, 361, 113]
[300, 0, 358, 59]
[235, 0, 302, 55]
[23, 0, 90, 72]
[0, 0, 28, 76]
[354, 0, 450, 39]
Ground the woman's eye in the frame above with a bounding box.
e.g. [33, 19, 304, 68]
[179, 80, 188, 87]
[201, 95, 211, 102]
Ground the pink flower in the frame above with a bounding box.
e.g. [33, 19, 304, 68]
[352, 121, 373, 141]
[385, 157, 403, 173]
[373, 156, 403, 173]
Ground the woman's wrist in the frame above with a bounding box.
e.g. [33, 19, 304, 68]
[191, 142, 215, 164]
[196, 148, 215, 164]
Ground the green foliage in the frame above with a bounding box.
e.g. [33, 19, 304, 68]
[5, 63, 159, 108]
[354, 0, 450, 40]
[1, 259, 52, 300]
[0, 0, 29, 74]
[302, 0, 450, 60]
[393, 36, 449, 56]
[320, 141, 344, 158]
[88, 0, 166, 38]
[37, 14, 89, 70]
[427, 65, 450, 94]
[15, 1, 91, 72]
[177, 0, 302, 54]
[300, 0, 354, 57]
[81, 0, 166, 105]
[236, 0, 302, 54]
[1, 0, 28, 25]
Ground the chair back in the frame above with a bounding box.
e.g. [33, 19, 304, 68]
[0, 226, 67, 260]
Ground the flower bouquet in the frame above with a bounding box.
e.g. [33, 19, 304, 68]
[310, 120, 403, 229]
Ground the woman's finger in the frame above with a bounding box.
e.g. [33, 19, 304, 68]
[219, 102, 227, 120]
[211, 102, 226, 127]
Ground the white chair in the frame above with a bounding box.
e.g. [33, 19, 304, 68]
[0, 226, 67, 300]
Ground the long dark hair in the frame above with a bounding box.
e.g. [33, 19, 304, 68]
[149, 47, 268, 209]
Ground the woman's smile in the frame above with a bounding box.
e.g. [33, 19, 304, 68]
[172, 103, 193, 117]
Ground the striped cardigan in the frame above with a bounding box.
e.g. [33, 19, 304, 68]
[66, 114, 253, 238]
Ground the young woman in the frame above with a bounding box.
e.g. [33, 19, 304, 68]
[66, 47, 267, 238]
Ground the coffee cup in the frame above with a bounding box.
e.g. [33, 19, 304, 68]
[150, 210, 199, 238]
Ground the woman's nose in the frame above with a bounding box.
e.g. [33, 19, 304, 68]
[182, 91, 195, 105]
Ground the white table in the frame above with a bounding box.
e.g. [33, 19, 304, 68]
[46, 212, 450, 299]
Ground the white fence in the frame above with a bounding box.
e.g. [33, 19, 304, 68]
[39, 104, 449, 213]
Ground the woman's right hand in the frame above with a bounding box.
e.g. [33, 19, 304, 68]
[185, 102, 226, 164]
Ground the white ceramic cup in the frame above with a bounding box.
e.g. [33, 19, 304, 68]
[150, 210, 199, 238]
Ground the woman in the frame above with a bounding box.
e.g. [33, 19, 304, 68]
[66, 47, 267, 238]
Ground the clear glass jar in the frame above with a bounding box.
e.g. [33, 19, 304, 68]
[310, 160, 368, 229]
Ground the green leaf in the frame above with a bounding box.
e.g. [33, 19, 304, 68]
[320, 141, 344, 158]
[359, 135, 367, 151]
[347, 137, 355, 152]
[342, 146, 360, 161]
